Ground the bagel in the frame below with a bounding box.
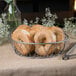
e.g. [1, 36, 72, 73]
[16, 25, 31, 32]
[11, 25, 34, 55]
[34, 29, 56, 56]
[49, 26, 65, 53]
[30, 24, 44, 41]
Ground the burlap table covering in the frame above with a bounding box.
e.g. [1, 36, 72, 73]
[0, 38, 76, 76]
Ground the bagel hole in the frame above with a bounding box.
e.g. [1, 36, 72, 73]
[18, 38, 24, 42]
[38, 37, 46, 46]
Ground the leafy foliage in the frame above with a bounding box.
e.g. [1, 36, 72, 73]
[23, 8, 58, 27]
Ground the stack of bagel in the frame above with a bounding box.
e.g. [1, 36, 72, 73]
[11, 24, 65, 56]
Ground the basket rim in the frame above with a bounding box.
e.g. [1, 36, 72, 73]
[10, 33, 69, 45]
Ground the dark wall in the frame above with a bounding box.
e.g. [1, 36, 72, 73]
[0, 1, 7, 14]
[0, 0, 73, 13]
[16, 0, 70, 13]
[16, 0, 74, 24]
[0, 0, 74, 24]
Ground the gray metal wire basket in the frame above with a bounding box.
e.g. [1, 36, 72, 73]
[10, 33, 69, 58]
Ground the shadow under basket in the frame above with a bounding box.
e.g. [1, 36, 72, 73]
[10, 34, 69, 58]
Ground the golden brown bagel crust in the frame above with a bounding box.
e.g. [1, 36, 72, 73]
[49, 26, 65, 53]
[30, 24, 45, 42]
[34, 29, 56, 56]
[17, 25, 30, 31]
[11, 24, 65, 56]
[11, 25, 34, 55]
[50, 26, 65, 41]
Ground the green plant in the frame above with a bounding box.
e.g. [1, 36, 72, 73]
[41, 8, 58, 27]
[23, 8, 58, 27]
[64, 17, 76, 32]
[0, 14, 10, 45]
[63, 17, 76, 38]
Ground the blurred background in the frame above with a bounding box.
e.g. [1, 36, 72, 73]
[0, 0, 76, 24]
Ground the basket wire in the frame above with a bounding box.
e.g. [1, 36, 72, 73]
[10, 33, 69, 58]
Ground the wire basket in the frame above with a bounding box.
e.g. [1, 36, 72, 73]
[10, 33, 69, 58]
